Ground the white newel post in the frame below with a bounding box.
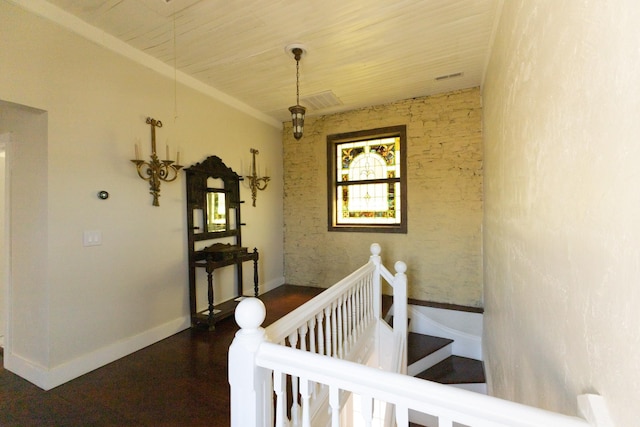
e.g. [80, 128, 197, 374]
[370, 243, 382, 320]
[229, 298, 272, 427]
[393, 260, 408, 373]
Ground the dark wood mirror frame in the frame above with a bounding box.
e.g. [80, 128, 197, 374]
[186, 156, 241, 239]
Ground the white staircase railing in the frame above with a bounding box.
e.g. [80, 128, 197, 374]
[229, 243, 407, 427]
[264, 243, 407, 367]
[255, 343, 606, 427]
[228, 243, 610, 427]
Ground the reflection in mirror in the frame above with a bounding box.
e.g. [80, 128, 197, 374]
[193, 208, 204, 234]
[207, 191, 226, 232]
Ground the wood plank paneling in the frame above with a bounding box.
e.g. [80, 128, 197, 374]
[46, 0, 502, 121]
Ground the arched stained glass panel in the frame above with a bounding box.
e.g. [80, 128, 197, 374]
[328, 126, 407, 233]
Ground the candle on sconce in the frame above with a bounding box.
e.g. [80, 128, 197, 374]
[176, 150, 181, 165]
[135, 143, 140, 160]
[166, 145, 170, 161]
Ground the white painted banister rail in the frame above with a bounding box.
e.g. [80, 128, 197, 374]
[229, 243, 408, 427]
[264, 243, 407, 364]
[256, 342, 598, 427]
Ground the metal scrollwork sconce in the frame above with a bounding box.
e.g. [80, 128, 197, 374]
[130, 117, 183, 206]
[246, 148, 269, 207]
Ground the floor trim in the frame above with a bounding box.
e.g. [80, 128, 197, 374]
[4, 315, 190, 390]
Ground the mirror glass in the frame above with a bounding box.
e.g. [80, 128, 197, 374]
[228, 207, 237, 230]
[193, 208, 204, 234]
[206, 191, 226, 232]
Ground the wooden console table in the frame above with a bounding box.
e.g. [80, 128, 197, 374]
[191, 243, 259, 329]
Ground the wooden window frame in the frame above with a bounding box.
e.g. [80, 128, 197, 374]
[327, 125, 407, 233]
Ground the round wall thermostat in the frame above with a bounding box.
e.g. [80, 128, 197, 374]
[97, 191, 109, 200]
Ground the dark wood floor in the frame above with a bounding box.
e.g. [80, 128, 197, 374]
[0, 285, 324, 427]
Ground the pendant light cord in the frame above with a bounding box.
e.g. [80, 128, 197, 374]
[296, 56, 300, 106]
[173, 9, 178, 122]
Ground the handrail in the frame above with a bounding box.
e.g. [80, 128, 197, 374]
[264, 243, 406, 366]
[257, 342, 591, 427]
[265, 260, 376, 345]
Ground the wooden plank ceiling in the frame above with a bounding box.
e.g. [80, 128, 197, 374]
[44, 0, 502, 122]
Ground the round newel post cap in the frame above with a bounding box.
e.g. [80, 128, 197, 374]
[370, 243, 381, 256]
[235, 297, 266, 331]
[394, 261, 407, 274]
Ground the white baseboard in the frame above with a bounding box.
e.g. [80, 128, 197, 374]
[451, 382, 487, 394]
[258, 276, 285, 294]
[4, 315, 190, 390]
[578, 394, 614, 427]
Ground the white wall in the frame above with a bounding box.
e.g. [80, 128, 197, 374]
[483, 1, 640, 425]
[0, 135, 6, 347]
[0, 1, 284, 388]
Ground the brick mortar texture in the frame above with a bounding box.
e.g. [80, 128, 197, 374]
[283, 88, 483, 307]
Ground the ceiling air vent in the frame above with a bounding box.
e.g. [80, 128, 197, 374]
[300, 90, 343, 111]
[435, 72, 464, 81]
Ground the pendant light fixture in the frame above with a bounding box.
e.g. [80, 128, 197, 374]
[286, 44, 306, 140]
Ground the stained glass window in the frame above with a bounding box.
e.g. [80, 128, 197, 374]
[327, 125, 407, 233]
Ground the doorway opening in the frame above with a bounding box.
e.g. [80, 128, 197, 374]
[0, 99, 48, 370]
[0, 134, 6, 349]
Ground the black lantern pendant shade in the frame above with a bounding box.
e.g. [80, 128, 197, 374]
[289, 104, 305, 140]
[288, 46, 306, 140]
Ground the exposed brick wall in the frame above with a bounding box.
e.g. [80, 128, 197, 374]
[283, 88, 483, 307]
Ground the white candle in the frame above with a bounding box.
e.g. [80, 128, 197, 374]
[176, 150, 181, 165]
[135, 144, 140, 160]
[166, 144, 170, 160]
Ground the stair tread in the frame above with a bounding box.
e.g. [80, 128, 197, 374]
[415, 355, 485, 384]
[407, 332, 453, 365]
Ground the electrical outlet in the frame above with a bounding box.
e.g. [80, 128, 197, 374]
[83, 230, 102, 247]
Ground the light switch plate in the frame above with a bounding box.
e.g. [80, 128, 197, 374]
[83, 230, 102, 247]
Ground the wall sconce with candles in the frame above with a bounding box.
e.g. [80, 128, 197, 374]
[131, 117, 182, 206]
[246, 148, 270, 207]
